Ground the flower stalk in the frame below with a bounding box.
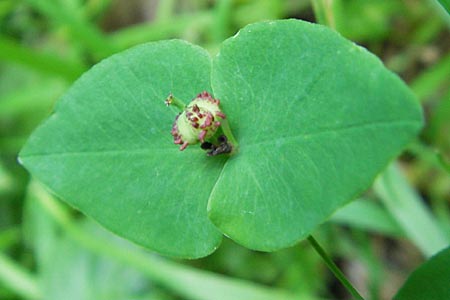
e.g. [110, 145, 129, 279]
[308, 235, 365, 300]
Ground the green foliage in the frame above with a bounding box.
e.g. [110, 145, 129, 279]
[330, 198, 403, 237]
[394, 246, 450, 300]
[2, 1, 449, 299]
[20, 40, 223, 258]
[374, 163, 449, 257]
[209, 20, 422, 251]
[20, 20, 423, 258]
[40, 227, 159, 300]
[437, 0, 450, 13]
[24, 181, 303, 300]
[334, 0, 402, 41]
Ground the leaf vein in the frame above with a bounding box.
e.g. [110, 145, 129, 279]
[246, 119, 419, 148]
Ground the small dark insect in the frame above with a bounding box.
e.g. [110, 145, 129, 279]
[200, 141, 214, 150]
[201, 135, 233, 156]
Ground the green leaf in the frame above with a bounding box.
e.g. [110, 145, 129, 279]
[208, 20, 423, 251]
[394, 246, 450, 300]
[20, 20, 423, 258]
[19, 40, 223, 258]
[29, 182, 306, 300]
[330, 198, 403, 237]
[436, 0, 450, 13]
[24, 184, 167, 300]
[0, 252, 41, 300]
[0, 37, 86, 81]
[42, 223, 165, 300]
[374, 163, 449, 257]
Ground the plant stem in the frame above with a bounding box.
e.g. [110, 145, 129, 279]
[307, 235, 364, 300]
[155, 0, 175, 22]
[410, 53, 450, 102]
[165, 93, 186, 111]
[0, 37, 86, 81]
[0, 251, 41, 299]
[311, 0, 337, 29]
[220, 118, 239, 152]
[26, 0, 117, 59]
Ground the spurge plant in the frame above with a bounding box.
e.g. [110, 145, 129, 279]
[19, 19, 427, 299]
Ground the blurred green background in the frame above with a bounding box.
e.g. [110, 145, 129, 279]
[0, 0, 449, 299]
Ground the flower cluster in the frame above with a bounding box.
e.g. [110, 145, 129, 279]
[170, 92, 226, 151]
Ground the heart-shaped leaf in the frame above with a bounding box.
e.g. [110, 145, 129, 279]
[208, 20, 423, 250]
[20, 20, 423, 258]
[20, 40, 224, 258]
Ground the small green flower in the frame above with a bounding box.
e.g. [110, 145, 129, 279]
[170, 92, 227, 151]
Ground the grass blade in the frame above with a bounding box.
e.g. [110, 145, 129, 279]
[374, 162, 449, 257]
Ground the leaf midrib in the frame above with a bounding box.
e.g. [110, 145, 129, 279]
[21, 119, 419, 160]
[243, 119, 420, 148]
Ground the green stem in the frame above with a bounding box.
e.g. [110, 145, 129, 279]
[437, 152, 450, 174]
[311, 0, 337, 29]
[410, 53, 450, 102]
[220, 118, 239, 152]
[155, 0, 175, 22]
[307, 235, 364, 300]
[211, 0, 232, 43]
[165, 93, 186, 111]
[0, 251, 41, 299]
[25, 0, 117, 59]
[0, 37, 86, 81]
